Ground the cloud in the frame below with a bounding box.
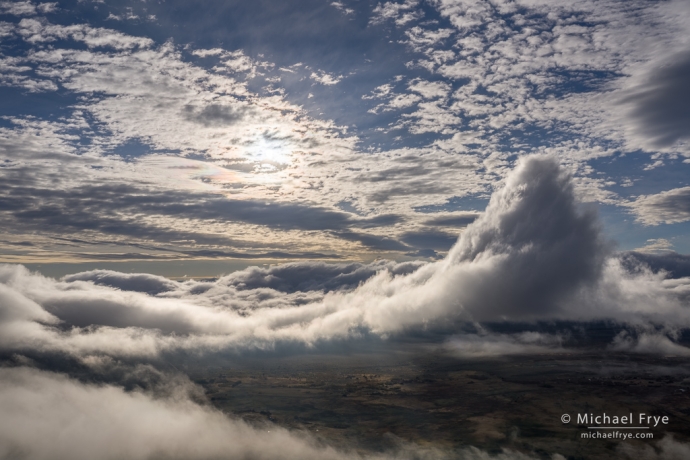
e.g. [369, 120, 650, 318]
[363, 0, 690, 174]
[423, 212, 479, 227]
[443, 155, 607, 320]
[310, 70, 343, 85]
[629, 187, 690, 225]
[331, 2, 354, 16]
[334, 230, 411, 251]
[208, 259, 425, 293]
[610, 331, 690, 357]
[0, 366, 354, 460]
[634, 238, 675, 254]
[0, 365, 554, 460]
[408, 79, 451, 100]
[399, 229, 458, 251]
[618, 435, 690, 460]
[2, 0, 690, 269]
[404, 26, 454, 51]
[15, 18, 153, 48]
[445, 331, 565, 358]
[62, 270, 179, 295]
[0, 1, 41, 16]
[183, 104, 253, 127]
[619, 251, 690, 279]
[0, 156, 689, 360]
[0, 180, 406, 258]
[371, 1, 421, 26]
[619, 51, 690, 149]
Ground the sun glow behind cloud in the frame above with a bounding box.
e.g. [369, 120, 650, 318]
[0, 0, 689, 264]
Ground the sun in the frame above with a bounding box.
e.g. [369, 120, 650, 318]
[247, 136, 291, 167]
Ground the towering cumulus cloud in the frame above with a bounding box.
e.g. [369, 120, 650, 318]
[0, 155, 688, 359]
[445, 156, 606, 319]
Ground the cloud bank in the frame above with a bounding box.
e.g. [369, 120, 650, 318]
[0, 155, 688, 362]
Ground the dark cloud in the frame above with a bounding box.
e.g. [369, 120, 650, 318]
[69, 252, 179, 261]
[445, 331, 565, 358]
[622, 51, 690, 148]
[182, 249, 341, 259]
[619, 251, 690, 279]
[399, 229, 458, 251]
[334, 230, 410, 251]
[0, 182, 404, 247]
[63, 270, 179, 295]
[423, 213, 479, 227]
[368, 182, 452, 203]
[405, 248, 439, 258]
[0, 240, 34, 247]
[216, 260, 425, 293]
[183, 104, 252, 127]
[448, 156, 609, 320]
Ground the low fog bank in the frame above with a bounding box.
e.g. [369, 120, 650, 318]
[0, 365, 567, 460]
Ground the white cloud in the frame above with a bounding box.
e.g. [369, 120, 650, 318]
[0, 367, 357, 460]
[610, 331, 690, 357]
[618, 435, 690, 460]
[191, 48, 225, 57]
[371, 1, 421, 26]
[629, 187, 690, 225]
[408, 79, 451, 99]
[331, 1, 355, 15]
[445, 331, 566, 358]
[635, 239, 675, 254]
[404, 26, 454, 51]
[0, 1, 37, 16]
[375, 0, 690, 166]
[310, 70, 343, 86]
[0, 366, 551, 460]
[15, 18, 153, 48]
[1, 157, 689, 361]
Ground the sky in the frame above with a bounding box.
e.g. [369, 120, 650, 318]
[2, 2, 690, 458]
[1, 0, 690, 276]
